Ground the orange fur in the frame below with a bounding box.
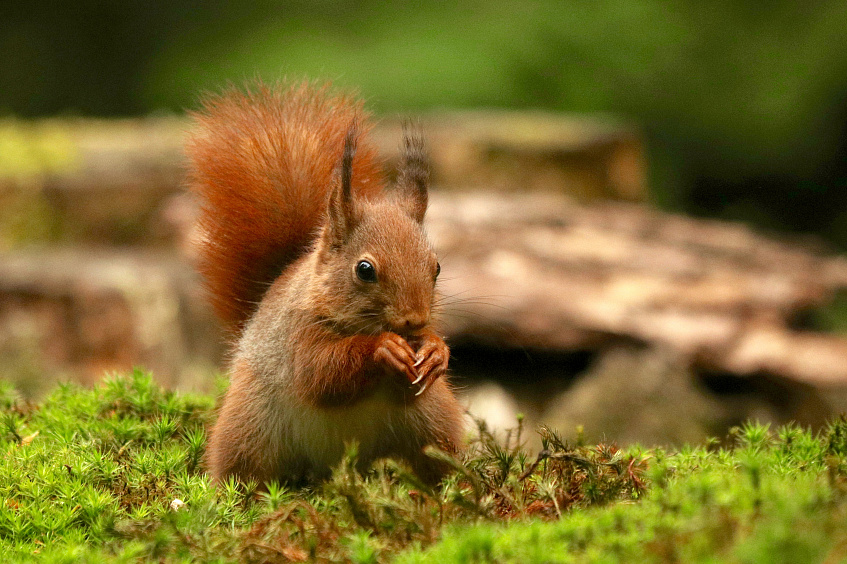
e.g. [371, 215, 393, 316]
[186, 82, 384, 333]
[187, 81, 465, 486]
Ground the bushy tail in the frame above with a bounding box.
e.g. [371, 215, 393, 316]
[186, 81, 385, 334]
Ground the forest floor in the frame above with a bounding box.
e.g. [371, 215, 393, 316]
[1, 370, 846, 563]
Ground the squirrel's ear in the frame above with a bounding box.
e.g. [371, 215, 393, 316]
[326, 124, 359, 246]
[394, 123, 429, 224]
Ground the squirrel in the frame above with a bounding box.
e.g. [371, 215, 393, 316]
[185, 81, 465, 485]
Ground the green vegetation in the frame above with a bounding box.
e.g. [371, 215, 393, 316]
[402, 421, 847, 563]
[0, 121, 78, 249]
[5, 2, 847, 252]
[6, 2, 847, 243]
[1, 370, 847, 562]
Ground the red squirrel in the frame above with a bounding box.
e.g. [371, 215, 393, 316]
[186, 81, 465, 485]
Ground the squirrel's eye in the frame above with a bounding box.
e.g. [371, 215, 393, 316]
[435, 262, 441, 278]
[356, 260, 377, 283]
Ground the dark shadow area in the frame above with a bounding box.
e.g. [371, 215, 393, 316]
[448, 343, 596, 406]
[787, 289, 847, 334]
[450, 342, 837, 443]
[697, 369, 831, 430]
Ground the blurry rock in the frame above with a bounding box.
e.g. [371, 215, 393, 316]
[542, 345, 836, 446]
[543, 347, 726, 446]
[460, 380, 526, 435]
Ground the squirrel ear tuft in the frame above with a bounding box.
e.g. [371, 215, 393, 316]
[326, 123, 359, 246]
[395, 122, 430, 223]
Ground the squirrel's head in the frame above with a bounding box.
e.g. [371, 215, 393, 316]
[315, 123, 440, 336]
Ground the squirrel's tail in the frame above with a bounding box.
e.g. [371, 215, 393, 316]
[186, 81, 385, 334]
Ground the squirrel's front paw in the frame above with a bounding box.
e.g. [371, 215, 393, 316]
[374, 332, 418, 383]
[409, 331, 449, 396]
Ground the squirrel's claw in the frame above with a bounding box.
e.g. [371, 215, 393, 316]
[410, 331, 449, 396]
[414, 379, 431, 397]
[374, 332, 419, 382]
[375, 331, 448, 395]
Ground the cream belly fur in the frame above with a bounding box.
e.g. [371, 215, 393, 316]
[273, 387, 421, 477]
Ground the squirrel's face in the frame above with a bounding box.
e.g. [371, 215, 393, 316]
[314, 124, 438, 335]
[317, 201, 440, 336]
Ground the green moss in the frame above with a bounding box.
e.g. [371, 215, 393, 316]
[0, 120, 80, 248]
[0, 121, 79, 179]
[1, 372, 846, 562]
[400, 420, 847, 563]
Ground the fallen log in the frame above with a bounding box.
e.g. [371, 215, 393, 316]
[428, 192, 847, 386]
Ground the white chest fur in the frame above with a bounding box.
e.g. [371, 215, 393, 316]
[273, 387, 418, 477]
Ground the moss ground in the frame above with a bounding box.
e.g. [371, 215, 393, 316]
[1, 369, 846, 562]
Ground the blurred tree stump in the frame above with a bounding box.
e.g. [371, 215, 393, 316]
[2, 116, 847, 394]
[0, 118, 186, 249]
[373, 111, 645, 200]
[429, 192, 847, 386]
[0, 249, 221, 394]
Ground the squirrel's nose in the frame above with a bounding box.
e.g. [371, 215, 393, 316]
[395, 313, 428, 334]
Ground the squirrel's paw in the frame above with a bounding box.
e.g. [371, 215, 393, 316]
[410, 332, 450, 396]
[374, 332, 419, 383]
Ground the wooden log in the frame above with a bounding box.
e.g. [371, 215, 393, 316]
[0, 249, 221, 389]
[0, 113, 644, 249]
[2, 117, 845, 389]
[428, 192, 847, 386]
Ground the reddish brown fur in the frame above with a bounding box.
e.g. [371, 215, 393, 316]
[188, 81, 465, 486]
[204, 360, 278, 484]
[186, 82, 385, 333]
[206, 356, 464, 485]
[290, 324, 448, 408]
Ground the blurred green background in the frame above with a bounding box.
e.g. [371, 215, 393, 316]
[3, 0, 847, 246]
